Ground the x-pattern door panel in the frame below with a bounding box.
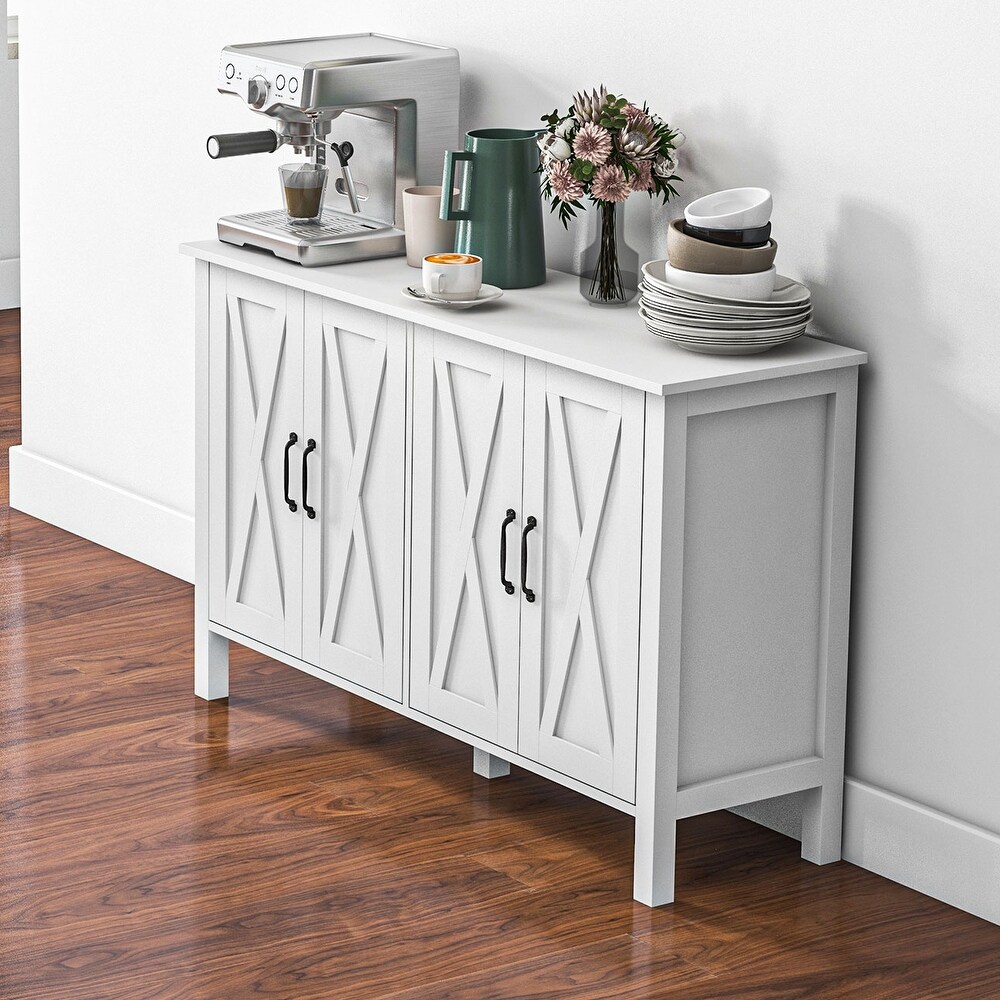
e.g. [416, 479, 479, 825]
[519, 361, 644, 800]
[410, 329, 524, 749]
[208, 268, 304, 656]
[302, 297, 406, 700]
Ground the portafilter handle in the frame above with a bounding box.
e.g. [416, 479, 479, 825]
[206, 130, 281, 159]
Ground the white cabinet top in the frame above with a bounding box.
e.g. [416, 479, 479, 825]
[182, 241, 866, 396]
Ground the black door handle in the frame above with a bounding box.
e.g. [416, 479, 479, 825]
[283, 432, 298, 512]
[500, 509, 516, 595]
[521, 515, 537, 603]
[301, 438, 317, 519]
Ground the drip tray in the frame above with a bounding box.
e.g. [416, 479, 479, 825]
[218, 208, 405, 267]
[235, 209, 384, 240]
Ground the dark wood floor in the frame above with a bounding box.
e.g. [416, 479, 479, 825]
[1, 307, 998, 999]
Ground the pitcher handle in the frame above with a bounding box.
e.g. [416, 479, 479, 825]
[441, 150, 473, 222]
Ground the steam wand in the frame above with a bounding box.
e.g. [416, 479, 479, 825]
[315, 138, 360, 214]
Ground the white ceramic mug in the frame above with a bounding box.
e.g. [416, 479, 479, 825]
[403, 186, 459, 268]
[422, 253, 483, 301]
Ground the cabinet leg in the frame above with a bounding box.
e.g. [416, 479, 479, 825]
[802, 368, 853, 866]
[633, 796, 678, 906]
[800, 782, 844, 865]
[473, 748, 510, 779]
[632, 392, 685, 907]
[195, 622, 229, 701]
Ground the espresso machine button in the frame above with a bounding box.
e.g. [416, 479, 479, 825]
[288, 77, 299, 94]
[225, 63, 235, 80]
[276, 74, 286, 90]
[247, 75, 269, 109]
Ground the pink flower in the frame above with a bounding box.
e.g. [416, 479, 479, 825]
[630, 160, 654, 192]
[572, 123, 612, 166]
[624, 103, 655, 134]
[547, 160, 585, 203]
[591, 164, 631, 203]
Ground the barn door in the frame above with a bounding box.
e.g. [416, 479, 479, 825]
[208, 268, 304, 656]
[301, 295, 407, 700]
[518, 361, 644, 800]
[409, 328, 524, 750]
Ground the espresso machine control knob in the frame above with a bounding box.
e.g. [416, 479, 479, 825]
[247, 75, 269, 109]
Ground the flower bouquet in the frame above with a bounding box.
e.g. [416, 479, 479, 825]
[538, 87, 683, 304]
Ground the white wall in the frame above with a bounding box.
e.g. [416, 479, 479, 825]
[0, 0, 18, 307]
[11, 1, 1000, 922]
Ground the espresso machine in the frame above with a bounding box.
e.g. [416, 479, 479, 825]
[207, 34, 460, 266]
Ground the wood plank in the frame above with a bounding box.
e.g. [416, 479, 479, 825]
[385, 934, 715, 999]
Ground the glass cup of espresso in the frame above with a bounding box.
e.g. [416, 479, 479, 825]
[279, 163, 328, 224]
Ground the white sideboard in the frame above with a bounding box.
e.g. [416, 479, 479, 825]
[183, 240, 866, 907]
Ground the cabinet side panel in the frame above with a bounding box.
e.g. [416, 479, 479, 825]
[678, 392, 829, 786]
[208, 265, 229, 623]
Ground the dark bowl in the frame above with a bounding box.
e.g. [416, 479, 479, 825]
[683, 221, 772, 248]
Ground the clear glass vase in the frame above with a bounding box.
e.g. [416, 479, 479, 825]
[579, 201, 639, 306]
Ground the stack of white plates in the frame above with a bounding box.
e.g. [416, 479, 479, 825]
[639, 260, 813, 355]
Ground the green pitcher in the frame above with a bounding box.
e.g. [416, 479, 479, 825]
[440, 128, 546, 289]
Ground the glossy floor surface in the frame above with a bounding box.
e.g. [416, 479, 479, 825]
[2, 308, 999, 998]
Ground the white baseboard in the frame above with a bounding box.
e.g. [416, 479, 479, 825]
[0, 257, 19, 309]
[8, 445, 194, 582]
[843, 778, 1000, 926]
[735, 779, 1000, 925]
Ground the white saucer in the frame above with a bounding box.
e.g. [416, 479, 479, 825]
[639, 307, 809, 340]
[402, 284, 504, 309]
[641, 261, 812, 307]
[652, 333, 805, 355]
[639, 299, 813, 331]
[640, 283, 810, 319]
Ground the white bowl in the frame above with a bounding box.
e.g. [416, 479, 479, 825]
[684, 187, 773, 230]
[658, 262, 776, 301]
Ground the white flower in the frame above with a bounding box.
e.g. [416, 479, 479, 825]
[672, 130, 687, 149]
[653, 151, 679, 178]
[555, 118, 575, 139]
[537, 133, 572, 161]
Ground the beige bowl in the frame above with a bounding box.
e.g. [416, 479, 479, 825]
[666, 218, 777, 274]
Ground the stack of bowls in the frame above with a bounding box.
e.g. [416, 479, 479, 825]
[639, 187, 813, 355]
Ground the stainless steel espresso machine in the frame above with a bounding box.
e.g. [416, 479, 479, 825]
[207, 34, 460, 266]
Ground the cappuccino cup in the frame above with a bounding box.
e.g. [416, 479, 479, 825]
[422, 253, 483, 301]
